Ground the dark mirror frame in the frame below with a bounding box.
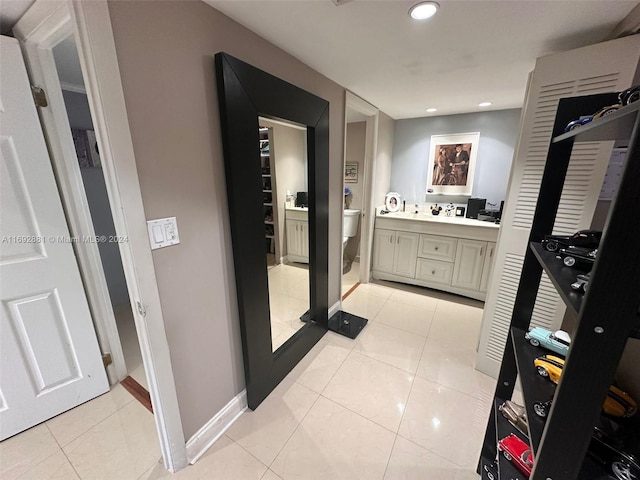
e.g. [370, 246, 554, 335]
[215, 52, 329, 409]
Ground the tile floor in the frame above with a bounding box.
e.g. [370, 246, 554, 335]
[2, 280, 496, 480]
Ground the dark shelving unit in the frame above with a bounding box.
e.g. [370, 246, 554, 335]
[479, 92, 640, 480]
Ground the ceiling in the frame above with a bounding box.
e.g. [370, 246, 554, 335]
[2, 0, 636, 119]
[206, 0, 638, 119]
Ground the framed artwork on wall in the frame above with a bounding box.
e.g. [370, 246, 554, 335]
[426, 132, 479, 196]
[345, 163, 358, 183]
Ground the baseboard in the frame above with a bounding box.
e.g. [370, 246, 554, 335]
[185, 390, 247, 464]
[329, 300, 341, 319]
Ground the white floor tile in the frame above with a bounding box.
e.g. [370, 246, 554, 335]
[15, 450, 79, 480]
[287, 341, 352, 393]
[428, 300, 483, 350]
[353, 323, 426, 374]
[354, 282, 394, 300]
[341, 291, 387, 320]
[398, 376, 491, 468]
[373, 300, 434, 336]
[63, 400, 160, 480]
[140, 435, 267, 480]
[322, 352, 414, 432]
[225, 379, 319, 466]
[0, 424, 60, 480]
[416, 337, 496, 400]
[383, 435, 475, 480]
[271, 396, 395, 480]
[261, 469, 284, 480]
[387, 288, 439, 310]
[46, 384, 133, 447]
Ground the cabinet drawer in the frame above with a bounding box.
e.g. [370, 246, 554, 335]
[415, 258, 453, 285]
[418, 234, 457, 262]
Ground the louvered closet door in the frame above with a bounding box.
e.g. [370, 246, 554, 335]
[476, 35, 640, 378]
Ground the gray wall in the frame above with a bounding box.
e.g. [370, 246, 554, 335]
[108, 0, 347, 439]
[345, 122, 365, 211]
[373, 112, 395, 209]
[391, 109, 522, 208]
[61, 90, 130, 307]
[344, 122, 366, 261]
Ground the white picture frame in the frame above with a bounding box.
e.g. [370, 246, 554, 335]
[426, 132, 480, 196]
[385, 192, 401, 212]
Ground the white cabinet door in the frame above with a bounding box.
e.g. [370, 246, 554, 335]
[372, 229, 396, 273]
[286, 219, 300, 257]
[479, 242, 496, 293]
[0, 37, 109, 440]
[286, 219, 308, 263]
[299, 221, 309, 260]
[452, 239, 487, 291]
[392, 231, 419, 278]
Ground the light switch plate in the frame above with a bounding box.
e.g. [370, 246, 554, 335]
[147, 217, 180, 250]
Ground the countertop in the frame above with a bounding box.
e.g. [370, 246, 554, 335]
[377, 211, 500, 229]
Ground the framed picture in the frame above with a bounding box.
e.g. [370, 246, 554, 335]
[385, 192, 401, 212]
[71, 129, 101, 168]
[345, 163, 358, 183]
[426, 132, 480, 196]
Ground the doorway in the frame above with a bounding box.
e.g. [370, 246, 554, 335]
[51, 35, 147, 391]
[10, 0, 186, 471]
[341, 92, 379, 299]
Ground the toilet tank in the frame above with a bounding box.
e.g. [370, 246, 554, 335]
[343, 209, 360, 238]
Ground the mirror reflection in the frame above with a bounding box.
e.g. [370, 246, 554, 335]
[258, 117, 310, 351]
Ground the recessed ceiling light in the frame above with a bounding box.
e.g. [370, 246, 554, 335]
[409, 2, 439, 20]
[478, 102, 492, 107]
[426, 108, 437, 113]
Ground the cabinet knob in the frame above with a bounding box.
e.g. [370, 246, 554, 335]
[431, 270, 436, 275]
[434, 246, 439, 251]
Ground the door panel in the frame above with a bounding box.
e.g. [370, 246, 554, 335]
[372, 229, 395, 273]
[0, 36, 108, 440]
[393, 232, 418, 278]
[452, 239, 486, 290]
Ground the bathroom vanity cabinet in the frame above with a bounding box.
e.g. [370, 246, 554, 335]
[372, 213, 499, 301]
[285, 208, 309, 264]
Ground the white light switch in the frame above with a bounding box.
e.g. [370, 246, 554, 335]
[147, 217, 180, 250]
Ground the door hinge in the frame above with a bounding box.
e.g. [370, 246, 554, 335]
[102, 353, 113, 368]
[31, 85, 48, 108]
[136, 300, 147, 318]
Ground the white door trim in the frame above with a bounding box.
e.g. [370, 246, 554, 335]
[14, 1, 126, 386]
[343, 91, 379, 291]
[14, 0, 187, 472]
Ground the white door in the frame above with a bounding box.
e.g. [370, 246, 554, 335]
[451, 239, 486, 291]
[0, 36, 109, 440]
[392, 232, 418, 278]
[372, 229, 395, 274]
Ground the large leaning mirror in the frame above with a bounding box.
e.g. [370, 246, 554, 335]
[215, 53, 329, 409]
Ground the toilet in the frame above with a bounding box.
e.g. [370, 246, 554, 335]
[343, 209, 360, 271]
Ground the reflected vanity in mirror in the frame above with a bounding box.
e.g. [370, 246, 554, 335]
[216, 53, 329, 409]
[258, 118, 310, 352]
